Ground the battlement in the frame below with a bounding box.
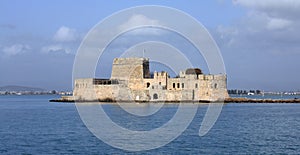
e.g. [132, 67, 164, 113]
[72, 57, 228, 102]
[153, 71, 168, 78]
[112, 57, 149, 65]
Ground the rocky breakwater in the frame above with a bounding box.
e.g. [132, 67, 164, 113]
[224, 97, 300, 103]
[50, 96, 300, 103]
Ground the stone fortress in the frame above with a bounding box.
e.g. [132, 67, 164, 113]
[71, 57, 229, 102]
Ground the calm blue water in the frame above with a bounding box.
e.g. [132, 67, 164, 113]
[0, 95, 300, 154]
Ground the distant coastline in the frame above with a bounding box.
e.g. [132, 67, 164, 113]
[228, 89, 300, 96]
[0, 85, 72, 96]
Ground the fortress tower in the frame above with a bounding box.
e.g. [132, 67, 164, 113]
[111, 57, 150, 81]
[72, 57, 228, 102]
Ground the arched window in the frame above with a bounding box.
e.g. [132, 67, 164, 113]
[146, 82, 150, 88]
[153, 93, 158, 100]
[214, 83, 217, 89]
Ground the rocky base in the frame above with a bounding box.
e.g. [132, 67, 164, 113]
[224, 98, 300, 103]
[49, 97, 300, 103]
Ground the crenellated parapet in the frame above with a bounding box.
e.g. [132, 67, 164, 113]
[72, 57, 229, 102]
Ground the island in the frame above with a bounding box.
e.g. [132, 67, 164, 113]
[50, 57, 300, 103]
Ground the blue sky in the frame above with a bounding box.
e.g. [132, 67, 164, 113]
[0, 0, 299, 91]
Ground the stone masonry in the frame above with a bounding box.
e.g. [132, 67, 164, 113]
[73, 57, 229, 102]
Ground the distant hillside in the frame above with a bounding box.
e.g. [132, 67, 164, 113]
[0, 85, 45, 91]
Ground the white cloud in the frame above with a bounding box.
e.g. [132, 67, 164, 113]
[233, 0, 300, 20]
[118, 14, 162, 35]
[216, 0, 300, 52]
[44, 26, 80, 54]
[53, 26, 78, 42]
[233, 0, 300, 9]
[41, 44, 71, 54]
[2, 44, 30, 56]
[267, 18, 292, 30]
[119, 14, 160, 29]
[216, 26, 239, 47]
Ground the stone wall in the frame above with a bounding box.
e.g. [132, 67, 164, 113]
[111, 57, 150, 81]
[73, 57, 229, 102]
[73, 78, 96, 100]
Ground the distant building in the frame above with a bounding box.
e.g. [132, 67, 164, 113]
[73, 57, 229, 102]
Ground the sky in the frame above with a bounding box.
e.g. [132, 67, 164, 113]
[0, 0, 299, 91]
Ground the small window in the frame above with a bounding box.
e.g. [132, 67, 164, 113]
[146, 82, 150, 88]
[182, 83, 184, 89]
[159, 82, 161, 85]
[195, 83, 198, 88]
[177, 83, 180, 88]
[214, 83, 217, 89]
[173, 83, 175, 88]
[153, 93, 158, 100]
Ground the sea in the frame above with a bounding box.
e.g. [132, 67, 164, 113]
[0, 95, 300, 154]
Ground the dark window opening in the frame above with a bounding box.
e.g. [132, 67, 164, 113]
[182, 83, 184, 88]
[153, 93, 158, 100]
[195, 83, 198, 88]
[173, 83, 175, 88]
[93, 79, 118, 85]
[177, 83, 180, 88]
[146, 82, 150, 88]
